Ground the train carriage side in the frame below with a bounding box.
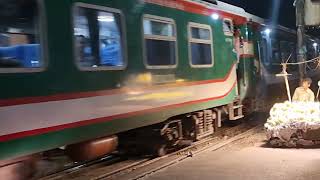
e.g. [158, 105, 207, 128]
[0, 0, 242, 162]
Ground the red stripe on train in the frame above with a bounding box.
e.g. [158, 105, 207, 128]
[240, 54, 255, 58]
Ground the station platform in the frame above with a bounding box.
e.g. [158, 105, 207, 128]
[144, 128, 320, 180]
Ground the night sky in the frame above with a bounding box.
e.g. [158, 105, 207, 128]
[220, 0, 296, 28]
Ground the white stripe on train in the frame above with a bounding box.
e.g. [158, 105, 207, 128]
[0, 66, 237, 137]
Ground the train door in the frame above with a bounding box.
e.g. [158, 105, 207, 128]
[223, 19, 244, 101]
[232, 24, 244, 97]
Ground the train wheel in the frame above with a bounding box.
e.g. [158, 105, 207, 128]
[155, 144, 167, 157]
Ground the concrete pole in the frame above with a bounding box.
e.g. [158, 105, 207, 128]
[295, 0, 306, 82]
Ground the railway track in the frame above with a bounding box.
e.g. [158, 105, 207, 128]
[40, 113, 266, 180]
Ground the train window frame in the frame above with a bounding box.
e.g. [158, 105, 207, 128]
[0, 0, 48, 74]
[142, 14, 178, 69]
[72, 2, 128, 71]
[223, 18, 234, 36]
[188, 22, 214, 68]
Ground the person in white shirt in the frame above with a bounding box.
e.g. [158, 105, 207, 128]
[292, 78, 315, 102]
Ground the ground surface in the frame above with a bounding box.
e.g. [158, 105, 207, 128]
[143, 127, 320, 180]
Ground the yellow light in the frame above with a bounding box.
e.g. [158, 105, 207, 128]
[136, 73, 152, 83]
[176, 79, 185, 83]
[126, 92, 192, 101]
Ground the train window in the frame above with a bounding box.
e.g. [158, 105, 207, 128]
[0, 0, 44, 73]
[260, 38, 269, 65]
[271, 39, 281, 63]
[73, 3, 126, 71]
[188, 22, 213, 67]
[223, 19, 233, 36]
[143, 14, 177, 69]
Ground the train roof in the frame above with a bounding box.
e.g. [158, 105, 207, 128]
[191, 0, 300, 34]
[189, 0, 258, 21]
[146, 0, 315, 37]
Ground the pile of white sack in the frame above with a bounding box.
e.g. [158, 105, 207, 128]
[265, 101, 320, 147]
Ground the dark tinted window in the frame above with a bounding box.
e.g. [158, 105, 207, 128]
[146, 40, 175, 66]
[191, 43, 212, 65]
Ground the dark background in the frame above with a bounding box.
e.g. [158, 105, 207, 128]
[220, 0, 296, 28]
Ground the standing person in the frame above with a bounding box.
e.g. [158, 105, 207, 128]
[292, 78, 315, 102]
[233, 28, 242, 63]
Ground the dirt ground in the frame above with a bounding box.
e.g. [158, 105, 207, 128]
[143, 127, 320, 180]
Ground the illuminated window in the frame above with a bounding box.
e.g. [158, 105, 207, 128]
[188, 22, 213, 67]
[143, 14, 177, 69]
[73, 3, 126, 71]
[0, 0, 43, 73]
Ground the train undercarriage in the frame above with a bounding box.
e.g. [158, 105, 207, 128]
[118, 97, 245, 157]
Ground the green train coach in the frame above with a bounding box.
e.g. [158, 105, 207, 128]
[0, 0, 319, 170]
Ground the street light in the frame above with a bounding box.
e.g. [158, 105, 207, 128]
[313, 42, 318, 48]
[313, 42, 318, 56]
[264, 28, 271, 35]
